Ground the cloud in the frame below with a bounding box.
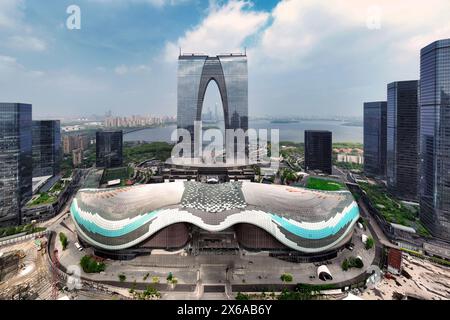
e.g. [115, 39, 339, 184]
[6, 36, 47, 52]
[0, 0, 47, 53]
[160, 0, 450, 117]
[251, 0, 450, 71]
[164, 0, 450, 70]
[0, 55, 43, 77]
[3, 0, 450, 118]
[88, 0, 190, 8]
[0, 0, 25, 29]
[114, 64, 152, 75]
[164, 0, 269, 61]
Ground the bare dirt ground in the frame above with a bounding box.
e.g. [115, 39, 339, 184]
[361, 253, 450, 300]
[0, 241, 54, 300]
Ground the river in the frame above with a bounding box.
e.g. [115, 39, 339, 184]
[123, 119, 363, 143]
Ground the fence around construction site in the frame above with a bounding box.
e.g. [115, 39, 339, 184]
[0, 230, 49, 248]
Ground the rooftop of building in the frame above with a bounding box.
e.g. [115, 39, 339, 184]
[73, 181, 355, 223]
[71, 181, 360, 252]
[421, 38, 450, 55]
[178, 52, 247, 59]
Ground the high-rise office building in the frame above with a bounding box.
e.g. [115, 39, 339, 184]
[304, 130, 332, 175]
[177, 54, 248, 157]
[386, 81, 419, 201]
[32, 120, 61, 177]
[419, 39, 450, 241]
[96, 130, 123, 168]
[0, 103, 32, 226]
[364, 102, 387, 177]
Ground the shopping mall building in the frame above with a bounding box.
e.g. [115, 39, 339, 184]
[70, 181, 360, 260]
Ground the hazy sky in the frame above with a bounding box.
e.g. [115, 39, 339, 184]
[0, 0, 449, 119]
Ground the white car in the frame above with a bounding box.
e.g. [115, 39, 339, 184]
[74, 242, 83, 251]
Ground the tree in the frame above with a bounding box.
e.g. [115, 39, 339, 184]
[280, 273, 293, 283]
[342, 257, 364, 271]
[235, 292, 250, 300]
[278, 288, 312, 300]
[119, 274, 126, 282]
[167, 272, 173, 282]
[342, 259, 349, 271]
[365, 237, 374, 250]
[152, 276, 160, 284]
[131, 286, 161, 300]
[80, 255, 106, 273]
[59, 232, 68, 250]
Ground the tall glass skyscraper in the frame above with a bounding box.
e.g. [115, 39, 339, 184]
[304, 130, 332, 175]
[96, 130, 123, 168]
[419, 39, 450, 241]
[32, 120, 61, 177]
[177, 54, 248, 157]
[364, 101, 387, 178]
[0, 103, 32, 226]
[386, 81, 419, 201]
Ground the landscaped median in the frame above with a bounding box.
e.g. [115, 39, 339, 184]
[235, 283, 344, 300]
[0, 224, 46, 239]
[400, 248, 450, 267]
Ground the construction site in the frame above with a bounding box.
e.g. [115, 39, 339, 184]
[0, 237, 54, 300]
[360, 253, 450, 300]
[0, 233, 129, 300]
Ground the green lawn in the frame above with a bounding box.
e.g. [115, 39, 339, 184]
[101, 167, 134, 186]
[102, 167, 129, 181]
[306, 177, 345, 191]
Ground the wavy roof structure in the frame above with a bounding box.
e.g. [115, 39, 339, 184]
[70, 181, 360, 253]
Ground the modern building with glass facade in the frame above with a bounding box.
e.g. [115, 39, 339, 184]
[70, 181, 359, 257]
[386, 81, 419, 201]
[364, 102, 387, 178]
[0, 103, 32, 226]
[32, 120, 61, 177]
[304, 130, 332, 175]
[419, 39, 450, 241]
[96, 131, 123, 168]
[177, 54, 248, 155]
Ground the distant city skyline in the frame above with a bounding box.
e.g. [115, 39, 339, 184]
[2, 0, 450, 118]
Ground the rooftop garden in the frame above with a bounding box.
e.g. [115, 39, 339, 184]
[27, 179, 68, 207]
[358, 182, 431, 237]
[27, 192, 57, 207]
[306, 177, 346, 191]
[101, 166, 134, 186]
